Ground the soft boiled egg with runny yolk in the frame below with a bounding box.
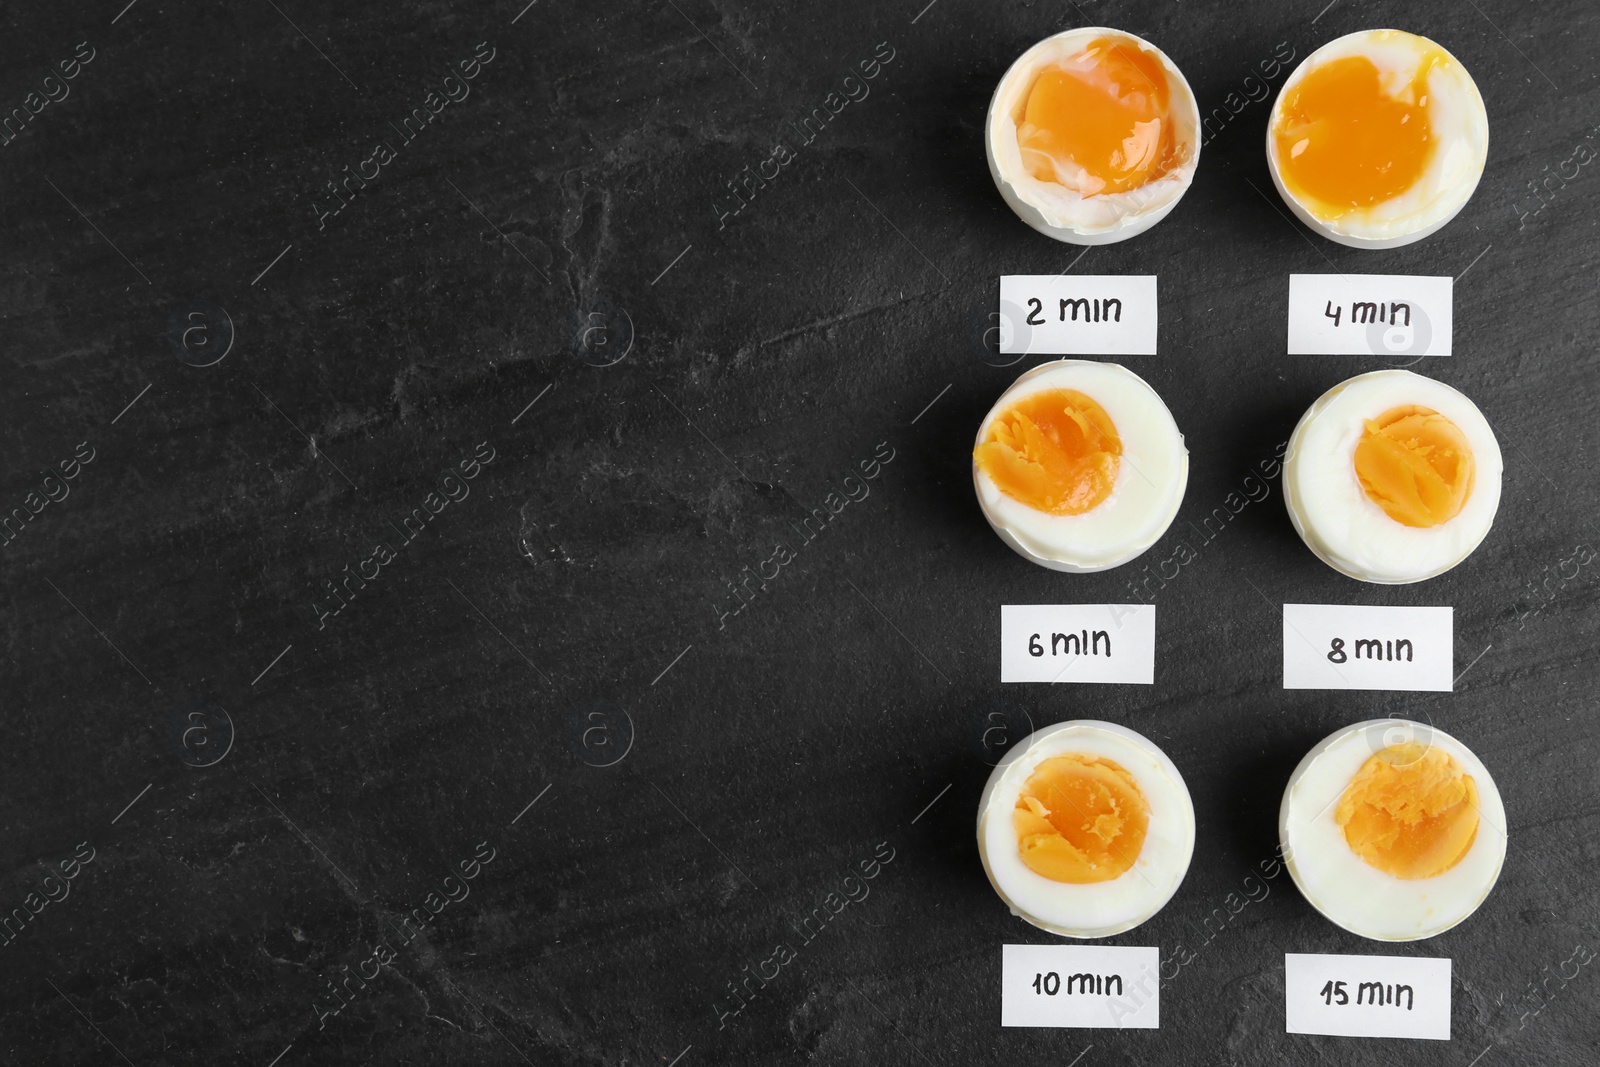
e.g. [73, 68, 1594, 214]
[1283, 370, 1502, 583]
[973, 360, 1188, 572]
[1267, 29, 1488, 248]
[979, 720, 1195, 938]
[1016, 41, 1177, 196]
[1280, 720, 1506, 940]
[987, 28, 1201, 244]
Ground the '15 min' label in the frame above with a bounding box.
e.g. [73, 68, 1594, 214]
[1282, 604, 1453, 691]
[1285, 953, 1451, 1040]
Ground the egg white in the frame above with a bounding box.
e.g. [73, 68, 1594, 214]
[1283, 370, 1501, 584]
[986, 27, 1201, 245]
[1280, 719, 1507, 941]
[978, 720, 1195, 938]
[974, 360, 1188, 573]
[1267, 29, 1488, 248]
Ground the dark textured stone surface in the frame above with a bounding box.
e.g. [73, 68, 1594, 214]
[0, 0, 1595, 1064]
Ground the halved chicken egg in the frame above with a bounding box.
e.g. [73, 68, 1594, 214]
[986, 28, 1201, 244]
[1280, 719, 1506, 940]
[978, 720, 1195, 938]
[1283, 370, 1501, 583]
[973, 360, 1188, 572]
[1267, 29, 1488, 248]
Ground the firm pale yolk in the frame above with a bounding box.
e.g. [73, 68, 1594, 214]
[1016, 38, 1177, 196]
[1014, 754, 1149, 883]
[1354, 405, 1474, 528]
[974, 389, 1121, 515]
[1335, 743, 1479, 880]
[1274, 53, 1440, 218]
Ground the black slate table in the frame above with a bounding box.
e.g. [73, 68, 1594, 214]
[2, 0, 1596, 1064]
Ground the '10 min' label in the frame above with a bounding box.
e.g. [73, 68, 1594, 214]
[1002, 945, 1159, 1028]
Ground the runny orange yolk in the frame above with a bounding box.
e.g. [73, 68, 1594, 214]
[1335, 743, 1479, 880]
[1273, 53, 1442, 218]
[974, 389, 1121, 515]
[1014, 754, 1149, 883]
[1015, 37, 1177, 196]
[1353, 405, 1474, 528]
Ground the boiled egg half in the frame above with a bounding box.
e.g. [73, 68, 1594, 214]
[987, 28, 1201, 244]
[1283, 369, 1501, 583]
[973, 359, 1188, 572]
[1267, 29, 1488, 248]
[1280, 719, 1506, 940]
[979, 720, 1195, 938]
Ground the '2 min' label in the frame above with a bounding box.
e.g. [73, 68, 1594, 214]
[998, 276, 1158, 357]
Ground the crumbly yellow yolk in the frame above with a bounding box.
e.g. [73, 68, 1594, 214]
[1354, 405, 1474, 528]
[1015, 37, 1178, 196]
[1273, 53, 1442, 219]
[974, 389, 1121, 515]
[1013, 754, 1149, 883]
[1335, 743, 1479, 880]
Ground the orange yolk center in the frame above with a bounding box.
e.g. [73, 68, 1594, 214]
[974, 389, 1121, 515]
[1014, 754, 1149, 884]
[1335, 743, 1480, 880]
[1016, 37, 1178, 196]
[1353, 405, 1474, 528]
[1273, 53, 1440, 218]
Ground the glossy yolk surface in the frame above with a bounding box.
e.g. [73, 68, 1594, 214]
[1335, 743, 1479, 880]
[1016, 37, 1177, 196]
[974, 389, 1121, 515]
[1014, 754, 1149, 883]
[1273, 53, 1440, 218]
[1354, 405, 1474, 528]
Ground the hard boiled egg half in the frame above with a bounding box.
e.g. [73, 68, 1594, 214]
[1267, 29, 1488, 248]
[1280, 719, 1506, 940]
[987, 28, 1201, 244]
[1283, 369, 1502, 583]
[978, 720, 1195, 938]
[973, 360, 1188, 572]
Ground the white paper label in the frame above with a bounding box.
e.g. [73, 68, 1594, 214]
[1002, 945, 1160, 1029]
[1282, 604, 1453, 691]
[1287, 274, 1453, 357]
[1001, 605, 1155, 684]
[1285, 953, 1451, 1040]
[998, 275, 1157, 355]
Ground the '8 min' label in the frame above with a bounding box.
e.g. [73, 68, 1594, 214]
[1281, 604, 1453, 692]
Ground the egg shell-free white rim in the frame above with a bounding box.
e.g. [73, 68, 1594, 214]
[1283, 369, 1502, 584]
[1278, 719, 1507, 941]
[1265, 29, 1488, 249]
[986, 28, 1201, 245]
[973, 360, 1189, 573]
[977, 720, 1196, 939]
